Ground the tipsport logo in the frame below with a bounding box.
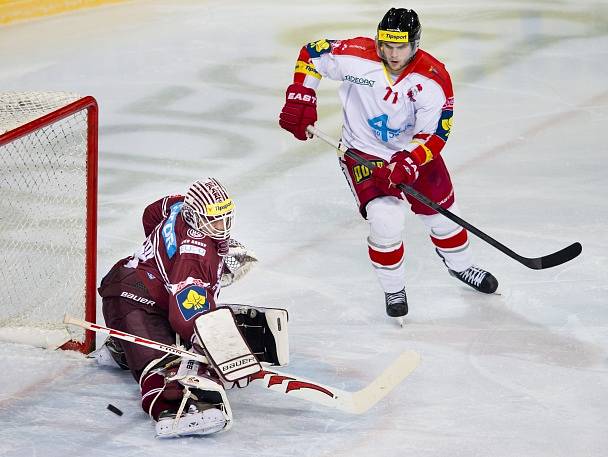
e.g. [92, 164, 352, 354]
[378, 30, 410, 43]
[367, 114, 404, 142]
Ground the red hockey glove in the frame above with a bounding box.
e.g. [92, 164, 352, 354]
[279, 83, 317, 141]
[372, 153, 419, 193]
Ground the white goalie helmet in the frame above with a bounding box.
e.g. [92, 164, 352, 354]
[182, 177, 234, 240]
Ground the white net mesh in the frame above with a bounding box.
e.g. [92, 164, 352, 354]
[0, 91, 93, 349]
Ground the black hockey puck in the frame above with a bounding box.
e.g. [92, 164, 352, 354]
[107, 404, 123, 416]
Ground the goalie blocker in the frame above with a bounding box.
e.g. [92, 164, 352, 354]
[224, 304, 289, 367]
[193, 306, 289, 381]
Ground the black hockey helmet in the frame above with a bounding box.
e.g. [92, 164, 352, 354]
[377, 8, 421, 43]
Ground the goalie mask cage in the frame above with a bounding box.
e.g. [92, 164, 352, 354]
[0, 92, 98, 354]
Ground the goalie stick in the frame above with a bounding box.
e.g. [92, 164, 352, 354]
[307, 125, 582, 270]
[64, 315, 420, 414]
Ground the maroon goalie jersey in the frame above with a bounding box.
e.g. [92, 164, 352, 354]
[99, 195, 224, 341]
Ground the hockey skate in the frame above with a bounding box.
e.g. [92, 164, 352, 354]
[156, 399, 226, 438]
[385, 288, 408, 317]
[436, 249, 498, 294]
[89, 337, 129, 370]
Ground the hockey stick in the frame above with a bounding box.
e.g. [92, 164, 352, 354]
[64, 314, 420, 414]
[307, 125, 582, 270]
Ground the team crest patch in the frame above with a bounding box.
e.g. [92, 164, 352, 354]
[436, 110, 453, 141]
[306, 39, 332, 58]
[367, 114, 403, 142]
[187, 228, 204, 239]
[176, 285, 209, 321]
[407, 84, 423, 102]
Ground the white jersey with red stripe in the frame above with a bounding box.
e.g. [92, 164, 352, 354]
[293, 37, 454, 166]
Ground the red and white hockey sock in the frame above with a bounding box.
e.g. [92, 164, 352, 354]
[419, 203, 474, 273]
[367, 237, 406, 293]
[431, 227, 474, 272]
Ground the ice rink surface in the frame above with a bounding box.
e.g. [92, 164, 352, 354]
[1, 0, 607, 455]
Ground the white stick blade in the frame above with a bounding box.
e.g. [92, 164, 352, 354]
[348, 350, 420, 414]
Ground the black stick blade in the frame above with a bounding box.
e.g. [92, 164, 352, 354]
[522, 242, 582, 270]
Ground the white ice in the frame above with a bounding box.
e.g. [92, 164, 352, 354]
[1, 1, 607, 456]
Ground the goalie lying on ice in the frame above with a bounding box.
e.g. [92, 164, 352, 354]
[95, 177, 288, 438]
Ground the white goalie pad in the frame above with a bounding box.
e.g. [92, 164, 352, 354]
[193, 308, 262, 382]
[162, 358, 234, 435]
[221, 239, 258, 287]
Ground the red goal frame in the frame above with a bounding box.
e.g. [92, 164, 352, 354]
[0, 96, 98, 353]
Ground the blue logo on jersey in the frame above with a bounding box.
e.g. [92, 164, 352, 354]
[176, 285, 209, 321]
[162, 202, 183, 259]
[367, 114, 402, 142]
[435, 109, 453, 142]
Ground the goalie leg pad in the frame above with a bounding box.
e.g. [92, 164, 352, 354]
[139, 354, 184, 421]
[156, 358, 232, 438]
[156, 403, 226, 439]
[227, 304, 289, 366]
[193, 308, 262, 382]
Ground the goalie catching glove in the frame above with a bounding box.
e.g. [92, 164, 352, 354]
[221, 238, 258, 287]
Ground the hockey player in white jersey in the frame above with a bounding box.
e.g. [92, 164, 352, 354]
[279, 8, 498, 319]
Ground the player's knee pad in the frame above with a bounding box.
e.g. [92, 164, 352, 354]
[366, 196, 406, 244]
[419, 203, 464, 237]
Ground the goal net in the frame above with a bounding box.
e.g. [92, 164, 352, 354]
[0, 92, 98, 353]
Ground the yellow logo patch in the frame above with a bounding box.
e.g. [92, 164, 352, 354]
[313, 39, 330, 53]
[295, 60, 321, 79]
[378, 30, 410, 43]
[353, 161, 385, 183]
[182, 289, 207, 310]
[441, 117, 453, 135]
[205, 198, 234, 216]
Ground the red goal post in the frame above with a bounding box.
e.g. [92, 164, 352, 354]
[0, 92, 98, 354]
